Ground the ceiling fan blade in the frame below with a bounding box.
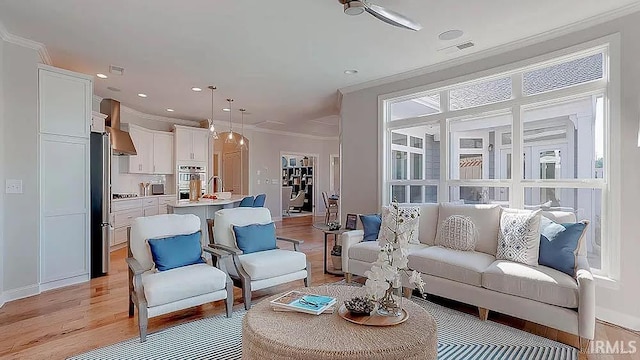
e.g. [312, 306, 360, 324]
[363, 2, 422, 31]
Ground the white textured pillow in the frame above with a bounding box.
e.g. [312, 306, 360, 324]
[380, 205, 420, 244]
[438, 215, 477, 251]
[496, 208, 542, 266]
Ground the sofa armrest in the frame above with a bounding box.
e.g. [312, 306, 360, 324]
[576, 256, 595, 340]
[209, 243, 243, 256]
[126, 257, 146, 276]
[341, 230, 365, 273]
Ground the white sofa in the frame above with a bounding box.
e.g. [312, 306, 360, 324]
[341, 203, 595, 346]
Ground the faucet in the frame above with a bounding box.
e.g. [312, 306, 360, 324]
[208, 175, 223, 193]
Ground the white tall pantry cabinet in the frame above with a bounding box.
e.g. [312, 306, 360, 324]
[38, 65, 92, 290]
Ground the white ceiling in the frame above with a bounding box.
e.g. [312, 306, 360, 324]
[0, 0, 638, 137]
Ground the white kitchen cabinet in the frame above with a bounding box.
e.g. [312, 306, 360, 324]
[38, 65, 93, 289]
[174, 125, 209, 164]
[91, 111, 107, 133]
[123, 124, 174, 175]
[153, 132, 174, 174]
[192, 131, 209, 162]
[128, 126, 153, 173]
[110, 195, 176, 250]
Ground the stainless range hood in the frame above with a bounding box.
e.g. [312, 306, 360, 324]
[100, 99, 137, 155]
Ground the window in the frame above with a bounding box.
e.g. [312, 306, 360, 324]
[523, 53, 603, 96]
[390, 93, 441, 121]
[383, 45, 611, 274]
[449, 77, 512, 110]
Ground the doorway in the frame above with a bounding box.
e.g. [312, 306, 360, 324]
[281, 153, 317, 218]
[212, 132, 249, 195]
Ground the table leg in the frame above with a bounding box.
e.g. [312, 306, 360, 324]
[323, 233, 329, 274]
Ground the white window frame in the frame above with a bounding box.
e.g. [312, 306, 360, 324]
[379, 35, 621, 280]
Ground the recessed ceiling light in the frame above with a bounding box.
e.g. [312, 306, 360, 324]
[191, 87, 202, 92]
[438, 29, 464, 41]
[222, 108, 231, 112]
[344, 69, 358, 75]
[138, 93, 147, 98]
[96, 73, 108, 79]
[166, 108, 175, 112]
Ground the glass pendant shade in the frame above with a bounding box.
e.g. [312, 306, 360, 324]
[225, 98, 237, 144]
[208, 86, 219, 139]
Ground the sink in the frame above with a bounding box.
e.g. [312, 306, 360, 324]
[213, 192, 232, 200]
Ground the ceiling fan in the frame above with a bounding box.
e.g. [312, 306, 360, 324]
[339, 0, 422, 31]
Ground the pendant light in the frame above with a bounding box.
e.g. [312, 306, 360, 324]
[225, 98, 237, 144]
[207, 86, 219, 139]
[238, 108, 248, 150]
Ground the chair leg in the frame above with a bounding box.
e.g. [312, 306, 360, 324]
[579, 337, 590, 353]
[325, 211, 329, 225]
[243, 283, 252, 311]
[345, 273, 352, 283]
[138, 306, 148, 342]
[128, 293, 135, 317]
[225, 279, 233, 318]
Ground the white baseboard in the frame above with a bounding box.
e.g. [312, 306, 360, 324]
[597, 306, 640, 331]
[39, 274, 89, 292]
[0, 284, 41, 307]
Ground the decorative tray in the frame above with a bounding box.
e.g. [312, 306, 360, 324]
[338, 304, 409, 326]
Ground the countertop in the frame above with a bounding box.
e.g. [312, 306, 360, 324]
[168, 195, 245, 208]
[111, 194, 176, 202]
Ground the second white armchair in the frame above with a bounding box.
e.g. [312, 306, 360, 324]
[207, 207, 311, 310]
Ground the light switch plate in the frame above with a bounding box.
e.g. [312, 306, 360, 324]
[6, 179, 23, 194]
[272, 179, 278, 185]
[257, 179, 261, 185]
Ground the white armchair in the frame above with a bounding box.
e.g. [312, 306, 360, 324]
[127, 214, 233, 342]
[207, 208, 311, 310]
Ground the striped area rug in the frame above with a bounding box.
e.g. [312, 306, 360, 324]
[69, 295, 577, 360]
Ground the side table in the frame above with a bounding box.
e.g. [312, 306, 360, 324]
[312, 223, 345, 276]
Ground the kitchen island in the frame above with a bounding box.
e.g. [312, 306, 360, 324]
[168, 195, 245, 244]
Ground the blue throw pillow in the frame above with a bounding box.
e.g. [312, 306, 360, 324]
[359, 214, 382, 241]
[148, 231, 205, 272]
[538, 217, 588, 276]
[233, 222, 277, 254]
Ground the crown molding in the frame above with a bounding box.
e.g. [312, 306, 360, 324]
[0, 20, 52, 65]
[339, 2, 640, 95]
[248, 126, 338, 141]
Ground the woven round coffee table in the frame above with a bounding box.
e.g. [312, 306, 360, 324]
[242, 285, 437, 360]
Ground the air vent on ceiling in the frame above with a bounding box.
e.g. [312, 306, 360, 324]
[109, 65, 125, 76]
[456, 41, 475, 50]
[107, 86, 121, 92]
[438, 40, 475, 55]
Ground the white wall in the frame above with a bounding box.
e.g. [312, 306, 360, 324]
[1, 42, 40, 296]
[340, 11, 640, 330]
[246, 129, 339, 219]
[0, 37, 5, 303]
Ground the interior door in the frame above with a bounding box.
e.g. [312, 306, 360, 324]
[223, 152, 242, 194]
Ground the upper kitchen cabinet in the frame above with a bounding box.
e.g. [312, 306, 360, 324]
[122, 124, 174, 175]
[174, 125, 209, 164]
[153, 132, 174, 174]
[39, 66, 92, 138]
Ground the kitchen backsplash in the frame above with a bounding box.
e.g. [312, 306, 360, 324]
[111, 156, 175, 195]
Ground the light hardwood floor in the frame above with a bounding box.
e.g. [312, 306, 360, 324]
[0, 216, 637, 359]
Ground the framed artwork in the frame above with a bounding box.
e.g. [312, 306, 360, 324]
[345, 213, 358, 230]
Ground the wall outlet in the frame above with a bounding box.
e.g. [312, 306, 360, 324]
[271, 179, 278, 185]
[6, 179, 23, 194]
[257, 179, 261, 185]
[257, 170, 261, 176]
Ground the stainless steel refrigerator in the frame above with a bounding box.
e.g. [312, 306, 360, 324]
[90, 132, 112, 277]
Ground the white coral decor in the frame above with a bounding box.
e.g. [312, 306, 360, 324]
[364, 202, 425, 314]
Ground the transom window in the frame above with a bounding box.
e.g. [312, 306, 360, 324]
[382, 43, 613, 275]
